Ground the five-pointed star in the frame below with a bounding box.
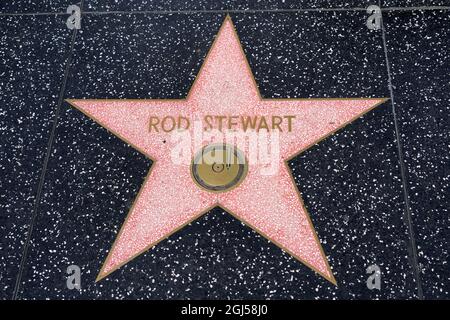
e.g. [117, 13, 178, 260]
[67, 16, 387, 284]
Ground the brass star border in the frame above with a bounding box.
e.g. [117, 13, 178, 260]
[66, 15, 388, 285]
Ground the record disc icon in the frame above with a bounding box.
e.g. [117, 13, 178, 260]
[191, 143, 248, 192]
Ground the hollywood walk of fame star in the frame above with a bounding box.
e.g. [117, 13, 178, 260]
[67, 16, 387, 284]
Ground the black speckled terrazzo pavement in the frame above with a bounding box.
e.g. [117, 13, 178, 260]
[0, 1, 448, 300]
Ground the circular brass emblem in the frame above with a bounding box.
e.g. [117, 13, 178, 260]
[191, 143, 247, 192]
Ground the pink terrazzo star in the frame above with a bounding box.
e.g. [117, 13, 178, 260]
[67, 16, 387, 284]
